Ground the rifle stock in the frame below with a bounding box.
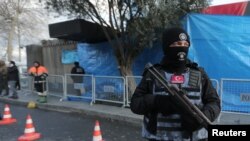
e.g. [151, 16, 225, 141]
[145, 63, 212, 129]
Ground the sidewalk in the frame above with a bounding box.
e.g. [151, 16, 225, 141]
[2, 90, 250, 126]
[0, 90, 143, 126]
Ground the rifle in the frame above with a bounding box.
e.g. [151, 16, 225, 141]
[145, 63, 212, 129]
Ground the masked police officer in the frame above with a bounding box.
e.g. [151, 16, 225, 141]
[130, 27, 221, 141]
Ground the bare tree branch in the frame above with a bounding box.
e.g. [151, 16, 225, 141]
[45, 0, 209, 76]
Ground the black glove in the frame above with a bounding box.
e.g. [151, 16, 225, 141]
[40, 75, 45, 79]
[40, 73, 48, 79]
[154, 95, 175, 115]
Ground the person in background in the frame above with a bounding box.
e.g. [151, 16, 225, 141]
[0, 60, 8, 97]
[70, 61, 85, 96]
[7, 61, 19, 99]
[28, 61, 48, 103]
[130, 27, 221, 141]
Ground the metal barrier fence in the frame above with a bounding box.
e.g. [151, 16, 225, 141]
[93, 76, 126, 106]
[65, 74, 94, 104]
[21, 73, 243, 117]
[125, 76, 142, 107]
[220, 78, 250, 114]
[47, 75, 65, 100]
[18, 74, 250, 123]
[19, 73, 34, 95]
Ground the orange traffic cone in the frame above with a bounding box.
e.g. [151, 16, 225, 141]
[93, 120, 104, 141]
[0, 104, 17, 125]
[18, 114, 41, 141]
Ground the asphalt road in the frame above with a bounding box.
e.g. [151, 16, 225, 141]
[0, 103, 147, 141]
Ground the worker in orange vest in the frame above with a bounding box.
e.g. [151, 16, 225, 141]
[28, 61, 48, 103]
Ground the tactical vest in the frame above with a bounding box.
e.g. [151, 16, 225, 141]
[142, 68, 208, 141]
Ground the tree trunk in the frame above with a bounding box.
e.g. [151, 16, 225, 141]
[7, 15, 18, 61]
[119, 64, 137, 105]
[7, 20, 15, 61]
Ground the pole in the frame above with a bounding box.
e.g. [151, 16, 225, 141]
[18, 20, 21, 62]
[17, 0, 21, 62]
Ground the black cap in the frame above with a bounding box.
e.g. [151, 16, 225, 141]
[33, 61, 40, 65]
[74, 62, 79, 66]
[162, 27, 190, 54]
[10, 61, 15, 65]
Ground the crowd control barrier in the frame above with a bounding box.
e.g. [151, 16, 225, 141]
[65, 74, 94, 104]
[125, 76, 142, 107]
[19, 73, 34, 95]
[220, 78, 250, 114]
[93, 76, 126, 107]
[47, 75, 65, 100]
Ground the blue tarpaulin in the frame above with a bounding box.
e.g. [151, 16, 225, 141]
[184, 14, 250, 112]
[184, 13, 250, 80]
[77, 42, 163, 76]
[61, 49, 79, 64]
[77, 42, 120, 76]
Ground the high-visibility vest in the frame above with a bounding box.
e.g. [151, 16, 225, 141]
[28, 66, 48, 76]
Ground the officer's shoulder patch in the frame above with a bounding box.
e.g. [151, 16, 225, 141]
[188, 68, 201, 88]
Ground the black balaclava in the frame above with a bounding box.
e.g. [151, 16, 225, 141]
[161, 27, 190, 74]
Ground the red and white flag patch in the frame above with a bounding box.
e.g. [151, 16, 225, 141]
[170, 75, 185, 84]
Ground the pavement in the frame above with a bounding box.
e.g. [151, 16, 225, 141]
[0, 90, 143, 126]
[1, 90, 250, 127]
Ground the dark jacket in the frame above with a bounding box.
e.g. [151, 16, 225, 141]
[71, 66, 85, 83]
[0, 61, 8, 91]
[8, 66, 19, 81]
[0, 73, 8, 90]
[130, 63, 221, 137]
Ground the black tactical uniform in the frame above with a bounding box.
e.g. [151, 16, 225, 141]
[130, 27, 221, 141]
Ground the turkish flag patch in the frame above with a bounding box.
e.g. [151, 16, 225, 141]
[170, 75, 185, 84]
